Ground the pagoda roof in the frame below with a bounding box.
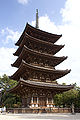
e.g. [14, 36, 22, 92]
[12, 45, 67, 68]
[10, 60, 71, 81]
[14, 33, 64, 56]
[8, 79, 74, 94]
[15, 23, 62, 46]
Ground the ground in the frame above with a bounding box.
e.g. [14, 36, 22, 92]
[0, 113, 80, 120]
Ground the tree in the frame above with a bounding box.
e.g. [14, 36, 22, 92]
[75, 87, 80, 108]
[62, 83, 66, 85]
[62, 89, 78, 107]
[54, 93, 63, 107]
[0, 74, 21, 108]
[54, 89, 79, 108]
[0, 74, 17, 91]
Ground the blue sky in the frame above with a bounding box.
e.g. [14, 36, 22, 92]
[0, 0, 80, 86]
[0, 0, 65, 47]
[0, 0, 65, 30]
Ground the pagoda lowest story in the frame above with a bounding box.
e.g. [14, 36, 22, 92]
[9, 11, 74, 113]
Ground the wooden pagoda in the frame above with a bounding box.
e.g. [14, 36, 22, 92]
[9, 22, 74, 111]
[9, 10, 74, 112]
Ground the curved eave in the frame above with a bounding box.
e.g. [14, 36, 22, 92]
[27, 23, 62, 38]
[15, 23, 62, 46]
[12, 45, 67, 68]
[8, 79, 74, 94]
[10, 60, 71, 81]
[25, 32, 60, 46]
[27, 23, 62, 44]
[15, 24, 28, 46]
[14, 33, 64, 56]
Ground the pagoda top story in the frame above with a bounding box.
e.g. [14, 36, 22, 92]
[15, 23, 62, 46]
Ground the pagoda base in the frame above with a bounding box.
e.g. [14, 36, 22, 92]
[7, 107, 71, 113]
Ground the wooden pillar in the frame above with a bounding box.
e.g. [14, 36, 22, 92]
[52, 98, 54, 104]
[47, 98, 48, 104]
[22, 97, 27, 107]
[47, 98, 49, 107]
[37, 97, 38, 104]
[31, 96, 34, 107]
[31, 97, 33, 103]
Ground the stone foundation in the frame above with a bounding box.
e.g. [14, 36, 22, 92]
[7, 108, 71, 113]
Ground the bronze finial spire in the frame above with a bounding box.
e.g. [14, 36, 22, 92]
[36, 9, 39, 29]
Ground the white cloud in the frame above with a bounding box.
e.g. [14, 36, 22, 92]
[31, 0, 80, 86]
[32, 15, 61, 35]
[0, 28, 21, 44]
[17, 0, 28, 5]
[0, 0, 80, 86]
[0, 28, 20, 76]
[61, 0, 80, 25]
[0, 47, 17, 76]
[58, 0, 80, 86]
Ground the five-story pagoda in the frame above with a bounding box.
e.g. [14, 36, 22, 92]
[9, 10, 74, 110]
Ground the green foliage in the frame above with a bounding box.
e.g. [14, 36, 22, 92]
[54, 88, 80, 108]
[74, 89, 80, 108]
[0, 74, 21, 108]
[2, 93, 21, 108]
[62, 83, 66, 85]
[62, 89, 78, 106]
[0, 74, 17, 91]
[54, 94, 63, 107]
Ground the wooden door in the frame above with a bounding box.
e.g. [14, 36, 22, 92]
[39, 97, 46, 107]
